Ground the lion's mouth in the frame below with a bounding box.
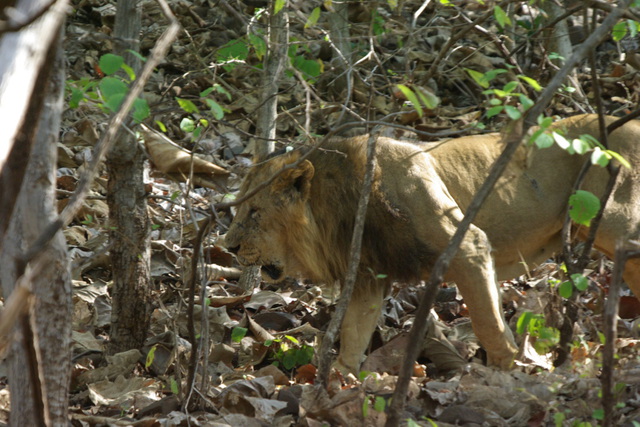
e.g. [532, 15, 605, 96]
[261, 264, 283, 281]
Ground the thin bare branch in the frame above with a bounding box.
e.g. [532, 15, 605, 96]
[316, 129, 381, 386]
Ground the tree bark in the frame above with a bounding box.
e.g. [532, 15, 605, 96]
[0, 0, 69, 243]
[0, 23, 71, 426]
[107, 0, 151, 353]
[253, 0, 289, 159]
[238, 0, 289, 291]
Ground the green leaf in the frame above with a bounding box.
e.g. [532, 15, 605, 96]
[533, 132, 553, 149]
[580, 133, 601, 147]
[503, 81, 518, 93]
[569, 190, 601, 226]
[629, 19, 640, 37]
[485, 68, 508, 81]
[516, 311, 533, 335]
[416, 87, 440, 109]
[571, 138, 590, 155]
[205, 99, 225, 120]
[571, 273, 589, 291]
[293, 56, 323, 82]
[494, 5, 511, 28]
[99, 76, 128, 100]
[274, 0, 285, 14]
[180, 117, 196, 133]
[217, 39, 249, 67]
[283, 350, 297, 370]
[518, 75, 542, 91]
[606, 149, 631, 169]
[249, 33, 267, 60]
[494, 89, 511, 98]
[548, 52, 564, 61]
[176, 97, 200, 114]
[305, 7, 321, 29]
[358, 370, 372, 381]
[99, 54, 124, 76]
[104, 93, 125, 112]
[504, 105, 521, 120]
[590, 146, 611, 167]
[593, 408, 605, 420]
[155, 120, 167, 132]
[132, 97, 150, 122]
[231, 327, 248, 343]
[538, 116, 553, 128]
[285, 335, 299, 345]
[69, 87, 85, 108]
[466, 68, 489, 88]
[397, 84, 423, 117]
[374, 396, 386, 412]
[552, 132, 570, 150]
[558, 280, 573, 298]
[214, 84, 232, 100]
[170, 377, 179, 395]
[612, 21, 627, 41]
[200, 87, 214, 97]
[372, 9, 385, 36]
[145, 345, 157, 368]
[126, 49, 146, 62]
[486, 105, 503, 118]
[121, 63, 136, 81]
[518, 94, 534, 110]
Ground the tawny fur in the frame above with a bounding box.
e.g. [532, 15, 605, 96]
[225, 114, 640, 374]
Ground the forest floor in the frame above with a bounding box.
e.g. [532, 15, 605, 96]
[3, 0, 640, 426]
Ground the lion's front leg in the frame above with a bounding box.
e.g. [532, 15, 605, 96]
[334, 282, 386, 375]
[448, 225, 518, 369]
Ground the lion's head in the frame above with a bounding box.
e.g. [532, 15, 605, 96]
[224, 150, 316, 282]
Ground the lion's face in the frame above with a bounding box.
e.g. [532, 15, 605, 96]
[224, 152, 315, 282]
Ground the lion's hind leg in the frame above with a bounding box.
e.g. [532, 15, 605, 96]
[446, 224, 518, 370]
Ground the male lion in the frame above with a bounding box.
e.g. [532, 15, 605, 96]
[225, 114, 640, 374]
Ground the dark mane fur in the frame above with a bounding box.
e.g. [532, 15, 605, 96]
[303, 136, 437, 285]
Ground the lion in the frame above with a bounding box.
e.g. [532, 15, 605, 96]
[224, 114, 640, 374]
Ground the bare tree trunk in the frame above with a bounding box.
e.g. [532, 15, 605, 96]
[0, 0, 69, 242]
[327, 1, 351, 100]
[238, 0, 289, 291]
[254, 0, 289, 158]
[0, 24, 71, 426]
[107, 0, 151, 353]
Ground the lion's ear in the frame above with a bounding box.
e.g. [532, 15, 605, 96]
[274, 159, 315, 200]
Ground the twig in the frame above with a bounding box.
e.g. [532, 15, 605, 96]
[555, 7, 626, 366]
[184, 215, 212, 411]
[602, 242, 640, 426]
[386, 1, 634, 424]
[607, 106, 640, 134]
[316, 129, 381, 386]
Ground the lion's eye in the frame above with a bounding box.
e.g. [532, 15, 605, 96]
[249, 207, 259, 218]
